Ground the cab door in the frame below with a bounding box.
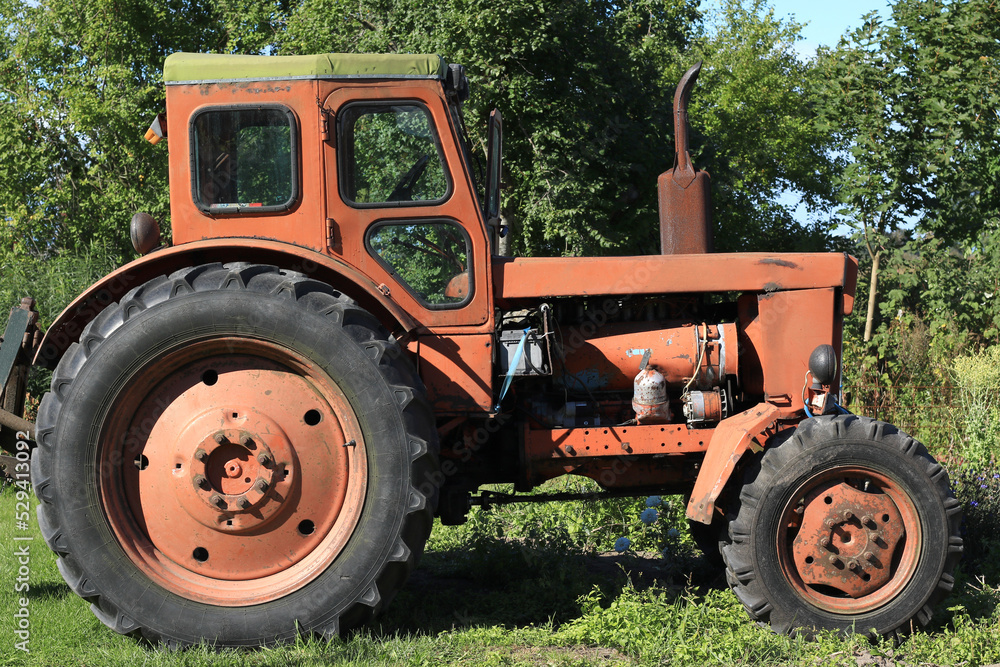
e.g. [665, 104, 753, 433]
[322, 84, 492, 331]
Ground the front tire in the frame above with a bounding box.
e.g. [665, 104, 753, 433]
[721, 415, 962, 637]
[31, 263, 438, 646]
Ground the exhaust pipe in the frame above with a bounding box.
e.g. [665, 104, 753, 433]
[658, 62, 714, 254]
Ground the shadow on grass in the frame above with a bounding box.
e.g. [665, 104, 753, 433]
[27, 581, 72, 601]
[373, 535, 724, 638]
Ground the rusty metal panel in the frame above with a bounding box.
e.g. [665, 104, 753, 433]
[166, 79, 326, 252]
[558, 321, 737, 393]
[522, 423, 709, 489]
[686, 403, 781, 524]
[741, 287, 838, 412]
[524, 422, 712, 460]
[409, 333, 494, 414]
[493, 253, 856, 302]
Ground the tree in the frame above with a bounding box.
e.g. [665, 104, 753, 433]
[283, 0, 838, 256]
[688, 0, 838, 252]
[814, 0, 1000, 341]
[0, 0, 288, 259]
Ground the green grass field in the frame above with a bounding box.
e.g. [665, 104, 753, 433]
[2, 477, 1000, 666]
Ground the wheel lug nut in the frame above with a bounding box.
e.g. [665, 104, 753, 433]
[848, 559, 860, 571]
[864, 551, 875, 562]
[819, 536, 831, 549]
[824, 518, 836, 529]
[236, 496, 251, 510]
[862, 514, 875, 527]
[828, 555, 842, 566]
[214, 433, 227, 444]
[255, 478, 269, 493]
[869, 532, 881, 542]
[194, 448, 208, 462]
[210, 494, 227, 509]
[257, 452, 273, 467]
[241, 434, 254, 448]
[193, 474, 210, 490]
[842, 510, 853, 521]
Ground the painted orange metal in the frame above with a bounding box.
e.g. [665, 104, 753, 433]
[493, 253, 859, 302]
[522, 423, 709, 488]
[320, 86, 492, 330]
[164, 77, 493, 331]
[558, 321, 737, 393]
[781, 468, 920, 613]
[100, 337, 367, 605]
[686, 403, 781, 524]
[408, 333, 494, 414]
[737, 287, 838, 410]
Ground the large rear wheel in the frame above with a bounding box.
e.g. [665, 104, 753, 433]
[721, 415, 962, 637]
[31, 263, 438, 646]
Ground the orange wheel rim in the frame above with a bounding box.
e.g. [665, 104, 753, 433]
[778, 467, 921, 615]
[98, 337, 367, 606]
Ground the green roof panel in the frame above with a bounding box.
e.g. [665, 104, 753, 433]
[164, 52, 447, 83]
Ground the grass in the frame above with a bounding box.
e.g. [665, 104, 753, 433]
[3, 475, 1000, 666]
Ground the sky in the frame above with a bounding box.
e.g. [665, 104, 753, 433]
[703, 0, 893, 57]
[768, 0, 892, 54]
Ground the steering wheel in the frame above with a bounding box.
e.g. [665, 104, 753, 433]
[388, 154, 431, 201]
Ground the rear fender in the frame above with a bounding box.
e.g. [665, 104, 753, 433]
[34, 239, 418, 369]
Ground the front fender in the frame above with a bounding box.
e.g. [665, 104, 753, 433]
[34, 239, 419, 369]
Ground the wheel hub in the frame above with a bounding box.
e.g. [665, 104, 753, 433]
[178, 412, 295, 530]
[792, 481, 906, 598]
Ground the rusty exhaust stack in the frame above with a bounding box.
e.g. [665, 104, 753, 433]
[658, 62, 713, 254]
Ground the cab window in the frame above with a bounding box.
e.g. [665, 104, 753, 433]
[368, 221, 471, 307]
[340, 104, 449, 206]
[191, 105, 298, 213]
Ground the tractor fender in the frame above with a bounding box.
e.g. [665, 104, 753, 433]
[685, 403, 781, 525]
[34, 239, 419, 369]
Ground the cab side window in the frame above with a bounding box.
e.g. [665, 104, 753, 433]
[191, 105, 298, 213]
[368, 221, 470, 307]
[340, 104, 449, 206]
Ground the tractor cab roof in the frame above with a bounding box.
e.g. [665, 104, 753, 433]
[163, 52, 449, 85]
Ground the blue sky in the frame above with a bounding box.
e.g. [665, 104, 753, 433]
[703, 1, 893, 56]
[768, 0, 892, 54]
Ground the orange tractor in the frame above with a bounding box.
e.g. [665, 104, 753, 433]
[11, 52, 960, 646]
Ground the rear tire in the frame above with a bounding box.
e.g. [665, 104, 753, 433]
[720, 415, 961, 637]
[31, 263, 438, 646]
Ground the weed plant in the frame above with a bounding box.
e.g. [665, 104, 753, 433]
[953, 346, 1000, 468]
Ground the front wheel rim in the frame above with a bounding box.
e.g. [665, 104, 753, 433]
[98, 337, 368, 606]
[778, 466, 921, 615]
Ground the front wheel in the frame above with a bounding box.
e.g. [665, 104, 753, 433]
[31, 263, 438, 646]
[721, 415, 962, 637]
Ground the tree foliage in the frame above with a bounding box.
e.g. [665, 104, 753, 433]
[0, 0, 287, 259]
[814, 0, 1000, 341]
[283, 0, 837, 256]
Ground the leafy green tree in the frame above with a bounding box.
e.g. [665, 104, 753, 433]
[687, 0, 837, 252]
[814, 0, 1000, 341]
[283, 0, 837, 256]
[0, 0, 288, 260]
